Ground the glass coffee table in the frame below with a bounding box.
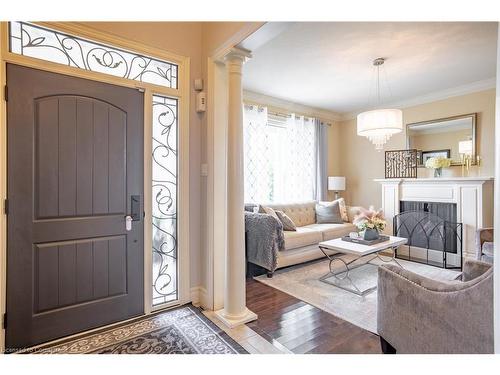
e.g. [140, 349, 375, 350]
[318, 236, 407, 296]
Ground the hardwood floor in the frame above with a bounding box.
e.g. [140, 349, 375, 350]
[246, 279, 382, 354]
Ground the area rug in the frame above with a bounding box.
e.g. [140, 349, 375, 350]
[30, 305, 247, 354]
[255, 257, 461, 334]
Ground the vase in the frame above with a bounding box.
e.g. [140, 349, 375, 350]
[363, 228, 380, 241]
[434, 167, 443, 178]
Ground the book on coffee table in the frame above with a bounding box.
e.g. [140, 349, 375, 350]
[341, 234, 390, 246]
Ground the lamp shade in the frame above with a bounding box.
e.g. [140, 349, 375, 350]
[357, 108, 403, 150]
[459, 140, 473, 155]
[328, 176, 346, 191]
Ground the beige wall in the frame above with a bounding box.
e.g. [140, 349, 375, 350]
[332, 88, 496, 209]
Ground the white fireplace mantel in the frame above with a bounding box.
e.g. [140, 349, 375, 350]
[374, 177, 494, 183]
[375, 176, 494, 259]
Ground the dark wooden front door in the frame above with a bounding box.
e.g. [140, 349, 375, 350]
[6, 64, 144, 350]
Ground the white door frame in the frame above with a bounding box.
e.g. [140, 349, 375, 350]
[0, 21, 191, 351]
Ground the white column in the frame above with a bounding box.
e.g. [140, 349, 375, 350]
[215, 48, 257, 328]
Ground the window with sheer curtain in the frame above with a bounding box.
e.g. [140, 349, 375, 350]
[243, 105, 317, 203]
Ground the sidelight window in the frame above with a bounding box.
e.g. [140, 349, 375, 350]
[151, 95, 178, 306]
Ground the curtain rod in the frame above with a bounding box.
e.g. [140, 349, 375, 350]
[244, 103, 332, 126]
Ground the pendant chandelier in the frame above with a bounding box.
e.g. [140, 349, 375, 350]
[357, 58, 403, 151]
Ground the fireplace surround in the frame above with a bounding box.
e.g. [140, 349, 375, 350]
[376, 177, 493, 264]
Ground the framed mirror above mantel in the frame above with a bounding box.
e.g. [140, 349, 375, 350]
[406, 113, 477, 167]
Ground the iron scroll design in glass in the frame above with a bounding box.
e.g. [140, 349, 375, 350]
[9, 22, 178, 89]
[152, 95, 178, 305]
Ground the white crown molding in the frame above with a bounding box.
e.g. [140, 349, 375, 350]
[243, 90, 343, 122]
[339, 78, 497, 121]
[210, 23, 265, 62]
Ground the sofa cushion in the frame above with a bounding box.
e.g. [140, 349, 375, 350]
[283, 227, 323, 251]
[305, 223, 357, 241]
[315, 201, 344, 224]
[267, 201, 316, 227]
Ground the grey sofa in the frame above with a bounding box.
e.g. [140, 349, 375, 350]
[377, 260, 493, 354]
[476, 228, 494, 263]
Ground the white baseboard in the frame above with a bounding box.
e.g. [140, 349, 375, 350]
[190, 286, 208, 307]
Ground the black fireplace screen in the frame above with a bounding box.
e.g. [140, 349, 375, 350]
[393, 202, 462, 269]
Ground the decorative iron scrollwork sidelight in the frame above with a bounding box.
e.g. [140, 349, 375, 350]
[152, 95, 178, 305]
[9, 21, 178, 89]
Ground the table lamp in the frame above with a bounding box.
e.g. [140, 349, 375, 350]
[328, 176, 345, 200]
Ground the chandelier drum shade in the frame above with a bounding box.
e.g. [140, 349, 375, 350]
[357, 108, 403, 150]
[357, 58, 403, 150]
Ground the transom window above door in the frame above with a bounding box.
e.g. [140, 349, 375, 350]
[8, 21, 178, 89]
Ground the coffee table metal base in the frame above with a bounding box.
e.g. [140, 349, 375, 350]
[318, 245, 404, 296]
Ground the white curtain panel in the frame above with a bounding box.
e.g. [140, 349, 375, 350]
[243, 105, 317, 203]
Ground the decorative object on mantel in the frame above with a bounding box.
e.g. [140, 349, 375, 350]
[425, 156, 451, 177]
[459, 139, 473, 176]
[421, 149, 450, 164]
[476, 155, 482, 175]
[327, 176, 345, 199]
[385, 149, 418, 179]
[357, 58, 403, 151]
[353, 206, 387, 241]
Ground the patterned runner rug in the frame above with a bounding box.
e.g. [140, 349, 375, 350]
[28, 305, 247, 354]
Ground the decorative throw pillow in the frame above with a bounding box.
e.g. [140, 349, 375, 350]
[275, 210, 297, 231]
[258, 205, 280, 222]
[336, 198, 349, 222]
[319, 198, 349, 222]
[315, 201, 344, 224]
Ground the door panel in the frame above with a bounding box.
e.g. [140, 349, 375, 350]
[6, 64, 144, 349]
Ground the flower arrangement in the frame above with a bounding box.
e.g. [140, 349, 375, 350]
[425, 157, 451, 170]
[353, 206, 387, 232]
[425, 156, 451, 177]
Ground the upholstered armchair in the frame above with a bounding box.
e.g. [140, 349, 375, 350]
[377, 260, 493, 354]
[476, 228, 494, 263]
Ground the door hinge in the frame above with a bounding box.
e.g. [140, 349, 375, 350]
[3, 85, 7, 102]
[3, 199, 8, 215]
[2, 313, 6, 330]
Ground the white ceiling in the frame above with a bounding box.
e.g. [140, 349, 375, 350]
[241, 22, 498, 115]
